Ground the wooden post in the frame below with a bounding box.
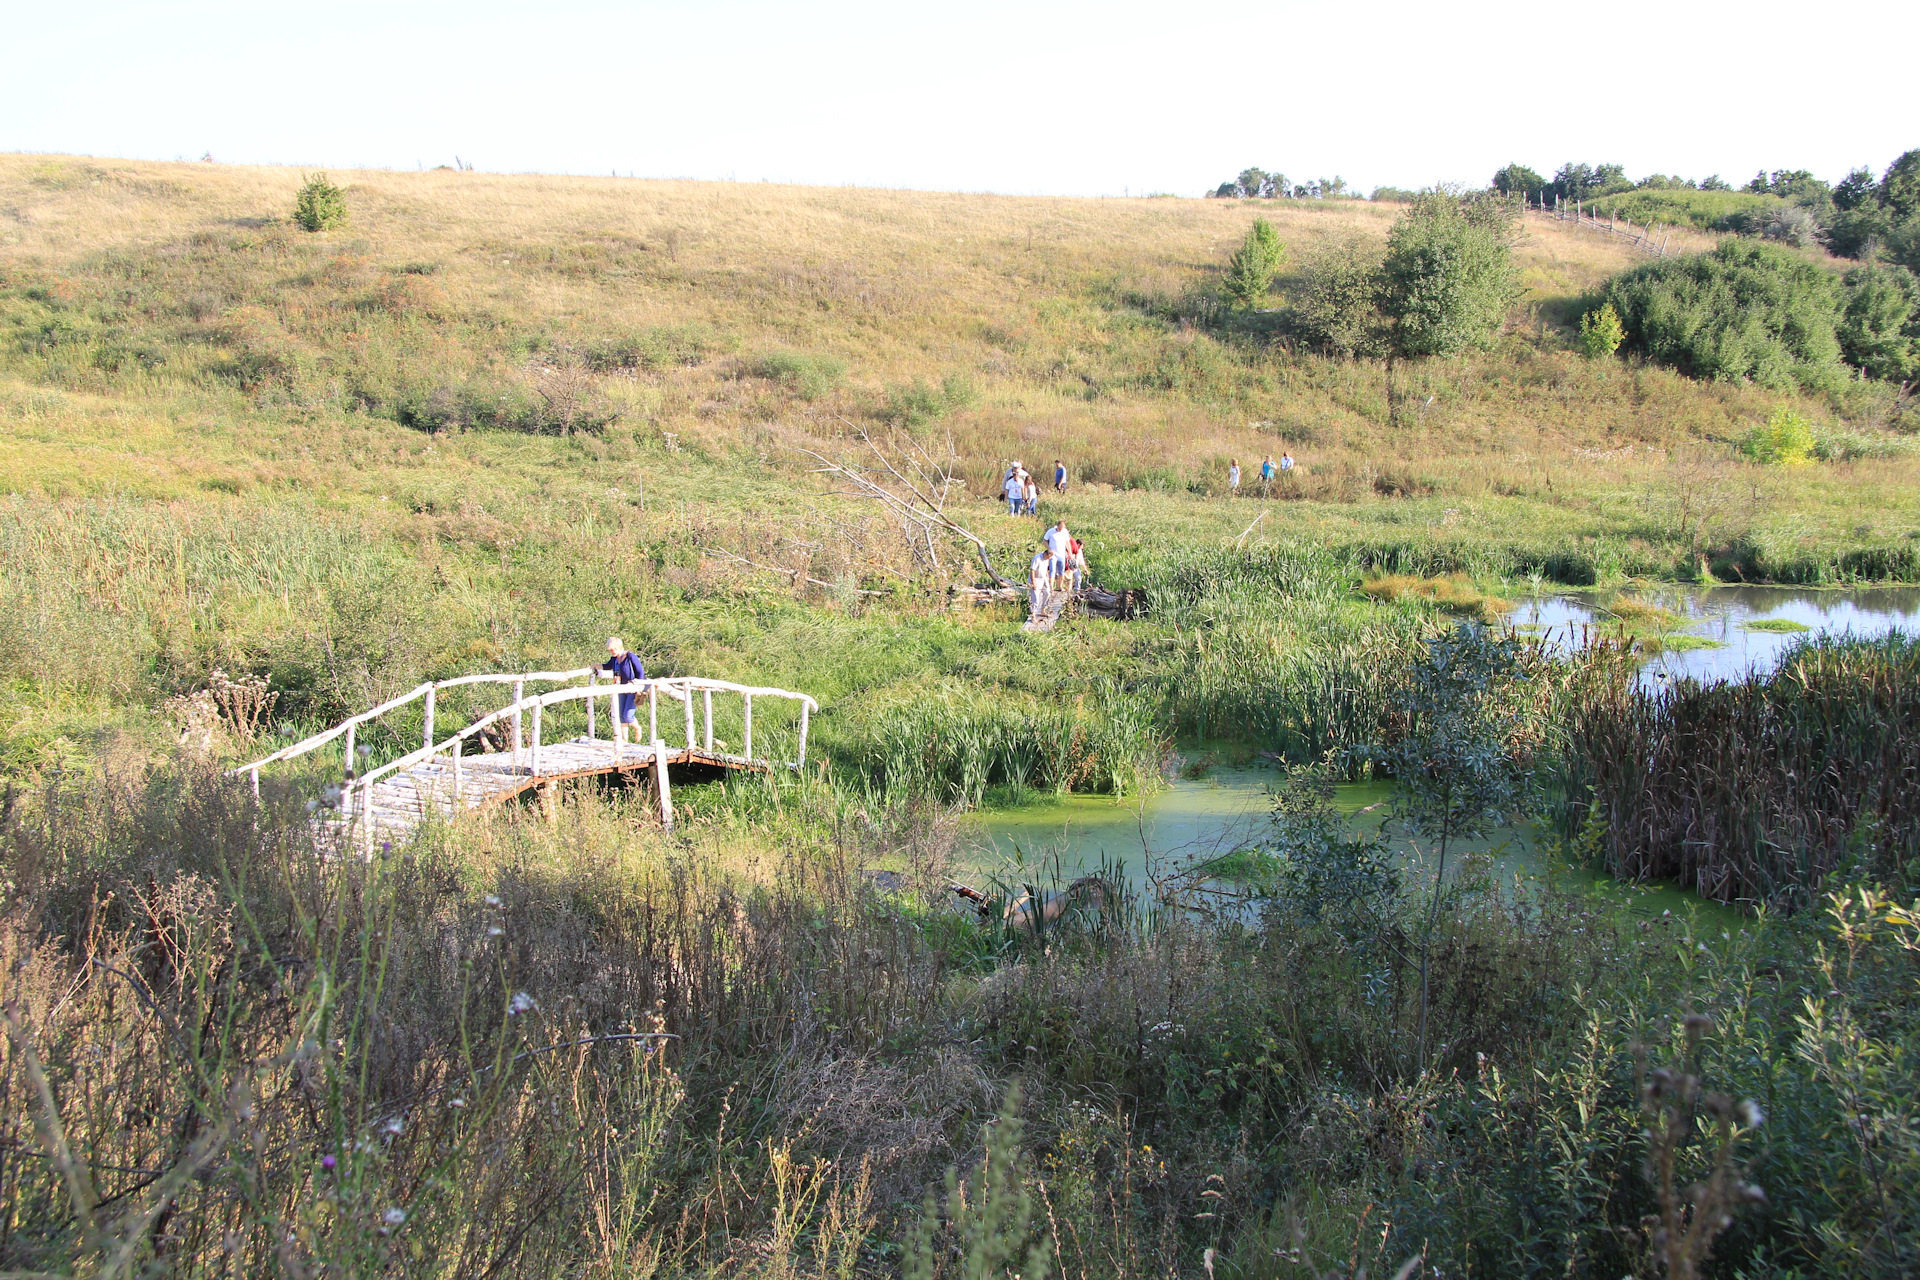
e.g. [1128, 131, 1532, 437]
[648, 685, 658, 743]
[797, 701, 810, 769]
[743, 695, 753, 761]
[587, 669, 597, 741]
[683, 684, 695, 750]
[453, 736, 463, 802]
[652, 738, 674, 830]
[344, 722, 356, 781]
[512, 679, 525, 766]
[703, 688, 713, 751]
[249, 766, 259, 799]
[424, 685, 436, 751]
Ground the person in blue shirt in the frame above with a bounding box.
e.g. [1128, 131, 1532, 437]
[601, 636, 648, 748]
[1053, 459, 1068, 494]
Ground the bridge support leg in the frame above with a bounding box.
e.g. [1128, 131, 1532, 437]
[535, 778, 560, 825]
[652, 739, 674, 831]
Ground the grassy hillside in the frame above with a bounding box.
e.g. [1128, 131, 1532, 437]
[3, 154, 1917, 766]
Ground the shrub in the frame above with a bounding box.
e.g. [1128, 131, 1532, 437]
[1578, 301, 1626, 359]
[882, 374, 975, 428]
[1291, 237, 1382, 357]
[292, 173, 348, 232]
[755, 349, 847, 401]
[1380, 191, 1520, 358]
[1741, 406, 1817, 465]
[1601, 240, 1847, 391]
[1838, 263, 1920, 381]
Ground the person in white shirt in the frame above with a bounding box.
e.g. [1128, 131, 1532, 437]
[1028, 545, 1054, 616]
[1022, 471, 1038, 516]
[1280, 452, 1294, 473]
[1004, 465, 1025, 515]
[1228, 459, 1241, 495]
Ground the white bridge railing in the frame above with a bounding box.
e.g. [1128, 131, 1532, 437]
[230, 668, 819, 848]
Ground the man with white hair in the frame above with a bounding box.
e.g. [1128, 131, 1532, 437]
[601, 636, 648, 748]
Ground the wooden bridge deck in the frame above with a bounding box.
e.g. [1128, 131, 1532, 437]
[339, 739, 767, 845]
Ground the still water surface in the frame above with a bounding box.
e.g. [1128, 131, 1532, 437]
[967, 585, 1919, 919]
[1513, 585, 1920, 685]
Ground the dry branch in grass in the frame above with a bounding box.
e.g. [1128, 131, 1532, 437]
[799, 422, 1017, 588]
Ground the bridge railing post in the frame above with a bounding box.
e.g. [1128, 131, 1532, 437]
[683, 683, 695, 751]
[532, 699, 545, 775]
[424, 685, 436, 753]
[797, 702, 810, 770]
[587, 669, 597, 742]
[648, 685, 658, 743]
[453, 736, 463, 803]
[703, 688, 713, 751]
[512, 680, 525, 771]
[743, 695, 753, 761]
[652, 738, 674, 830]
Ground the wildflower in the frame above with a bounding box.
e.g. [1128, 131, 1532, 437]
[381, 840, 392, 854]
[485, 895, 501, 908]
[321, 1154, 336, 1171]
[383, 1116, 404, 1136]
[508, 991, 538, 1016]
[487, 925, 503, 937]
[448, 1097, 466, 1109]
[1739, 1100, 1765, 1128]
[383, 1208, 407, 1226]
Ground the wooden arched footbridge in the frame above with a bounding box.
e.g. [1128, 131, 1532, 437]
[230, 670, 819, 855]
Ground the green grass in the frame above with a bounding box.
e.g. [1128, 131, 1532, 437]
[1743, 616, 1813, 632]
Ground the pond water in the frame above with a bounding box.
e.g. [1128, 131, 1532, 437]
[965, 766, 1739, 925]
[1512, 585, 1920, 685]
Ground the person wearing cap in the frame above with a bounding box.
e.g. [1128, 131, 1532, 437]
[1004, 463, 1025, 516]
[601, 636, 648, 748]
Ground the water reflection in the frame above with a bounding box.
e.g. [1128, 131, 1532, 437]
[1511, 585, 1920, 685]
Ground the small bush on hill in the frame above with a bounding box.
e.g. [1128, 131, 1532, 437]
[292, 173, 348, 232]
[882, 374, 976, 428]
[1578, 301, 1625, 359]
[1742, 406, 1817, 464]
[756, 349, 847, 401]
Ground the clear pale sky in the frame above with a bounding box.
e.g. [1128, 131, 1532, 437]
[7, 0, 1915, 196]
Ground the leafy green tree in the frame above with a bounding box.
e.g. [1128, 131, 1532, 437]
[292, 173, 348, 232]
[1379, 191, 1519, 358]
[1838, 263, 1920, 381]
[1879, 149, 1920, 219]
[1834, 166, 1878, 211]
[1361, 623, 1532, 1074]
[1492, 163, 1545, 195]
[1697, 174, 1732, 192]
[1293, 236, 1383, 357]
[1236, 167, 1273, 198]
[1578, 301, 1626, 359]
[1220, 217, 1286, 309]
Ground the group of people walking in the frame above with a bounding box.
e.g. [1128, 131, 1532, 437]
[1226, 452, 1295, 496]
[1028, 518, 1086, 616]
[1002, 458, 1069, 516]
